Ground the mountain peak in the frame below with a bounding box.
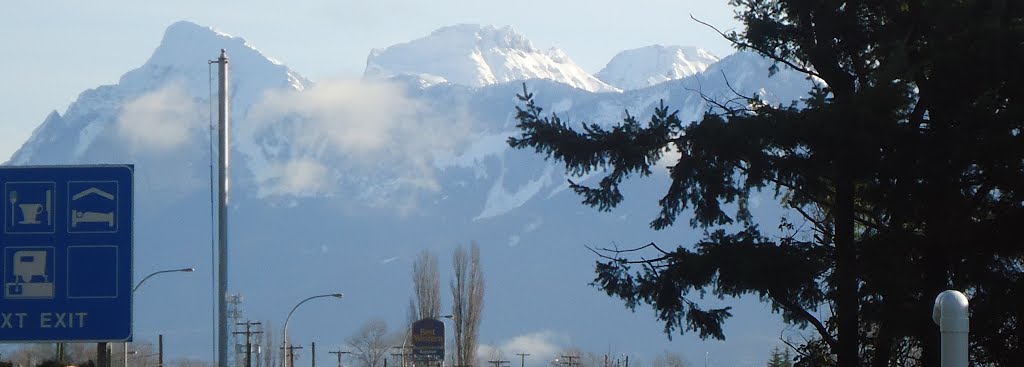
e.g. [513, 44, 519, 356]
[430, 24, 536, 52]
[597, 45, 719, 90]
[132, 20, 307, 102]
[364, 24, 618, 92]
[147, 21, 251, 68]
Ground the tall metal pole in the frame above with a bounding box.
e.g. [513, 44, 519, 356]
[311, 342, 316, 367]
[216, 49, 231, 367]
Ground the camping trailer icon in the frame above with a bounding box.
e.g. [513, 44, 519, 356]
[5, 248, 55, 299]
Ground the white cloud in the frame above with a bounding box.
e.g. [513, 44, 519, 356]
[266, 158, 331, 197]
[241, 78, 474, 202]
[116, 81, 201, 151]
[477, 330, 567, 364]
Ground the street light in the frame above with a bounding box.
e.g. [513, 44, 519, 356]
[282, 293, 344, 367]
[402, 315, 453, 367]
[133, 268, 195, 293]
[127, 267, 195, 367]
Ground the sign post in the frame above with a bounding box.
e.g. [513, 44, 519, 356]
[0, 165, 133, 342]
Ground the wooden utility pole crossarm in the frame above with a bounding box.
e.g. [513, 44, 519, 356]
[328, 350, 351, 367]
[558, 356, 580, 367]
[234, 321, 263, 367]
[282, 344, 304, 367]
[515, 354, 529, 367]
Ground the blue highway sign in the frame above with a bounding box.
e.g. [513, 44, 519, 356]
[0, 165, 133, 342]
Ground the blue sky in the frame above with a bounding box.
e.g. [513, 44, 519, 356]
[0, 0, 740, 162]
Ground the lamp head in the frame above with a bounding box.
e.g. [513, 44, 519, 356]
[331, 293, 344, 298]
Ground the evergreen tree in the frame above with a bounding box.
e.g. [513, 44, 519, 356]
[508, 0, 1024, 366]
[766, 347, 792, 367]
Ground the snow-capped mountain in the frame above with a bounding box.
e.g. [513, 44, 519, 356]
[597, 45, 719, 90]
[4, 21, 817, 367]
[364, 24, 619, 93]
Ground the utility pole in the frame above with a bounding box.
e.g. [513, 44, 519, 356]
[158, 335, 164, 367]
[234, 321, 263, 367]
[515, 354, 529, 367]
[328, 350, 351, 367]
[487, 360, 509, 367]
[391, 347, 406, 367]
[311, 342, 316, 367]
[282, 345, 303, 367]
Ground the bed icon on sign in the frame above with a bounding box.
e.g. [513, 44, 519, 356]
[68, 182, 118, 233]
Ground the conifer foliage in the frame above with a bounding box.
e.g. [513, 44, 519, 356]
[509, 0, 1023, 366]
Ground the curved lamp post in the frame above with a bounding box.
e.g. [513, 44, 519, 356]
[282, 293, 344, 367]
[133, 268, 195, 293]
[127, 267, 194, 367]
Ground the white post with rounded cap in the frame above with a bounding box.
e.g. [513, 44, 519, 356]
[932, 290, 969, 367]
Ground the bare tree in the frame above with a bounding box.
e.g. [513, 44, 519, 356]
[9, 344, 60, 367]
[347, 319, 390, 367]
[407, 298, 418, 327]
[451, 243, 484, 367]
[649, 351, 685, 367]
[261, 320, 277, 367]
[125, 341, 156, 367]
[413, 249, 442, 320]
[6, 343, 106, 367]
[170, 358, 216, 367]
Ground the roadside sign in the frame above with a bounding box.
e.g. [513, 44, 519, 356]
[411, 318, 445, 362]
[0, 165, 133, 342]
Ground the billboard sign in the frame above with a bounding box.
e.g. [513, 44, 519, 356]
[411, 318, 445, 362]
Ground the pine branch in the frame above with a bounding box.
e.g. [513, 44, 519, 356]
[689, 14, 823, 80]
[769, 291, 838, 351]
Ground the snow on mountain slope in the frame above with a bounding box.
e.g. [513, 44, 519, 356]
[2, 23, 818, 366]
[7, 20, 311, 209]
[7, 21, 309, 165]
[596, 45, 719, 90]
[364, 24, 620, 93]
